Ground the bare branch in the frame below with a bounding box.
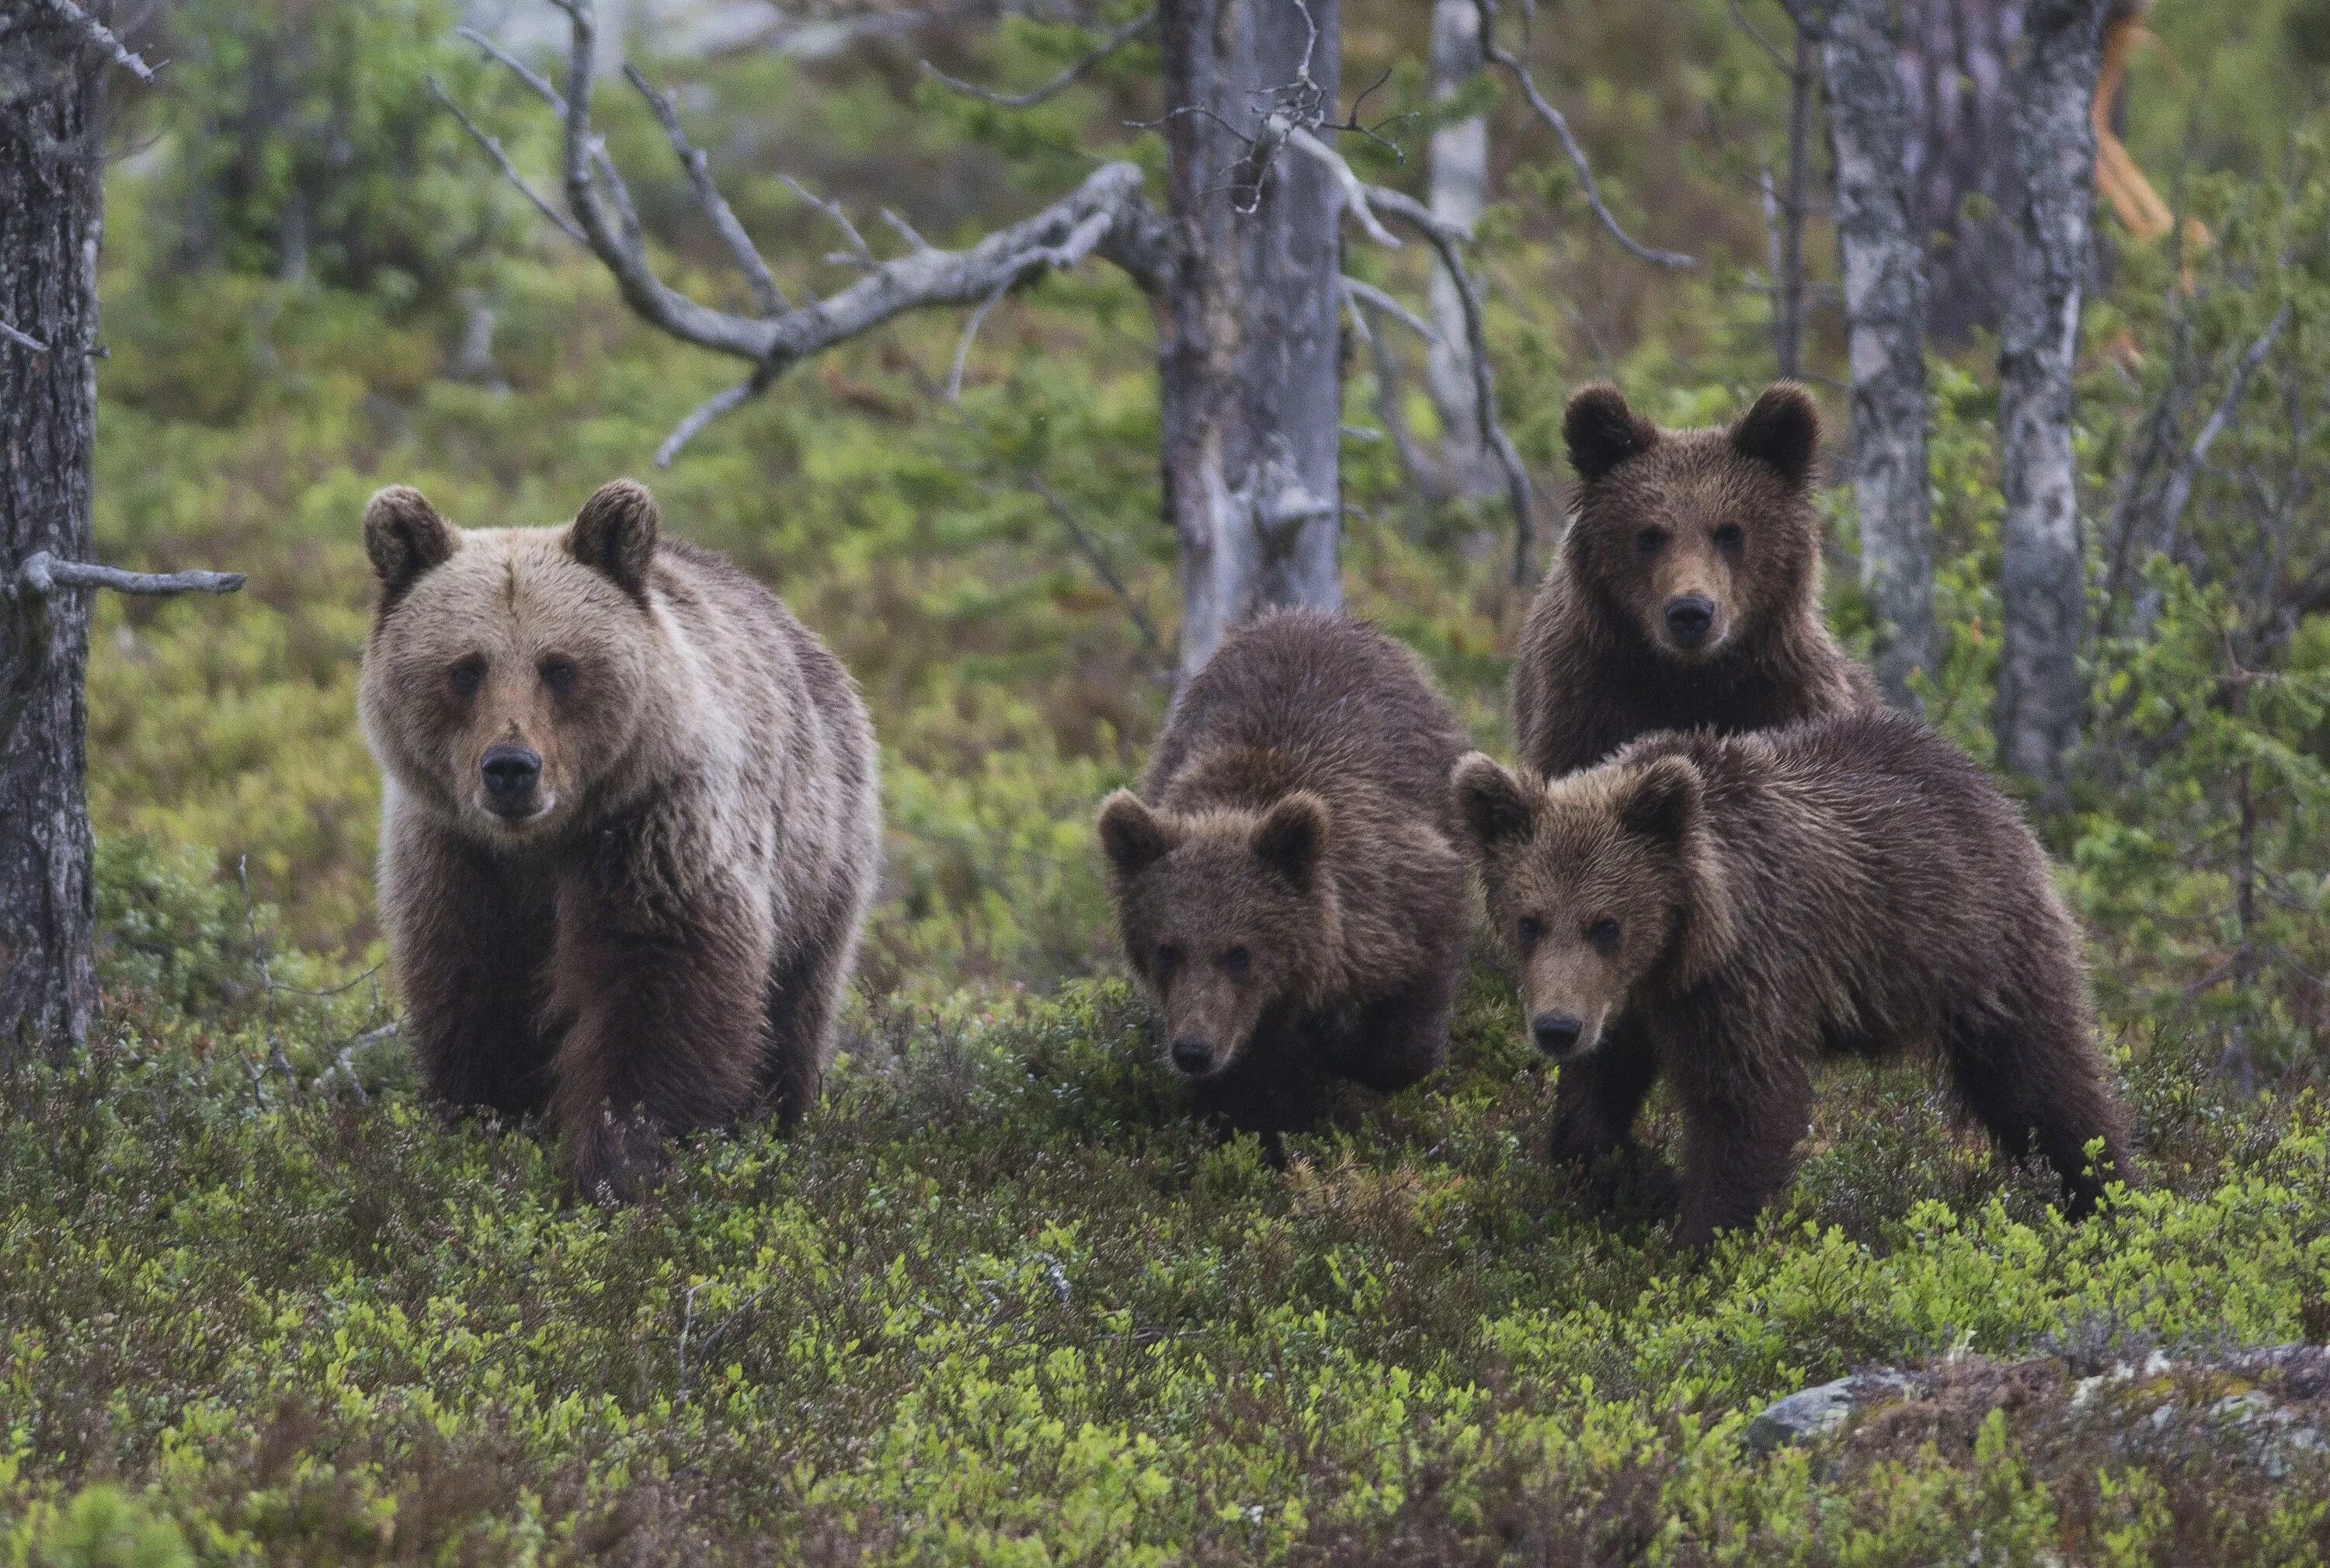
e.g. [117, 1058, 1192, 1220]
[0, 316, 49, 354]
[38, 0, 157, 82]
[1291, 130, 1400, 248]
[1727, 0, 1793, 74]
[429, 78, 589, 245]
[656, 374, 767, 468]
[1366, 184, 1539, 582]
[781, 174, 878, 271]
[1470, 0, 1695, 269]
[879, 208, 935, 254]
[946, 281, 1014, 402]
[921, 9, 1156, 110]
[6, 551, 245, 601]
[624, 63, 788, 314]
[1342, 277, 1440, 344]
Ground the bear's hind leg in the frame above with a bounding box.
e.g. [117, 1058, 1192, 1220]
[1942, 990, 2133, 1219]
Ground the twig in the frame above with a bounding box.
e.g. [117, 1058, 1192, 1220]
[1290, 130, 1400, 248]
[5, 551, 245, 601]
[429, 78, 589, 245]
[38, 0, 157, 82]
[946, 280, 1014, 402]
[656, 373, 767, 468]
[1341, 278, 1439, 344]
[921, 9, 1156, 110]
[1470, 0, 1694, 269]
[781, 175, 877, 270]
[879, 208, 935, 254]
[0, 317, 48, 354]
[624, 64, 788, 314]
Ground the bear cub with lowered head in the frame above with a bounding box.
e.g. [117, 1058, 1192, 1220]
[1453, 712, 2134, 1249]
[1510, 381, 1880, 779]
[359, 479, 879, 1200]
[1097, 611, 1470, 1141]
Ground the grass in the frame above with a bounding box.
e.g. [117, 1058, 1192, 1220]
[4, 964, 2326, 1565]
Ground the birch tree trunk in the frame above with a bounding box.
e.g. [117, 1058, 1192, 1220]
[0, 13, 105, 1064]
[1994, 0, 2107, 789]
[1796, 0, 1938, 708]
[1157, 0, 1346, 679]
[1424, 0, 1492, 498]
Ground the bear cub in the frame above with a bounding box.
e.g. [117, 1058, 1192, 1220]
[1097, 610, 1470, 1141]
[1453, 712, 2134, 1248]
[1510, 382, 1880, 779]
[359, 479, 880, 1200]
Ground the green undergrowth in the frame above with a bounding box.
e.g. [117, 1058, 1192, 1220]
[5, 970, 2325, 1565]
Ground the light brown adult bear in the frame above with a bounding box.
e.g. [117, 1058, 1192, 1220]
[1510, 382, 1880, 780]
[1452, 711, 2134, 1249]
[358, 479, 879, 1200]
[1095, 610, 1470, 1142]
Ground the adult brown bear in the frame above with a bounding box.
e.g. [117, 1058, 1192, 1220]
[358, 479, 879, 1200]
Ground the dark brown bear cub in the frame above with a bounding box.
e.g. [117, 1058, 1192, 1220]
[1452, 712, 2134, 1249]
[1097, 610, 1470, 1141]
[359, 479, 880, 1201]
[1510, 382, 1880, 780]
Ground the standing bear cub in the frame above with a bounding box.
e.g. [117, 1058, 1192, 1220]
[1510, 382, 1880, 779]
[1097, 611, 1470, 1142]
[1453, 712, 2134, 1249]
[359, 479, 879, 1201]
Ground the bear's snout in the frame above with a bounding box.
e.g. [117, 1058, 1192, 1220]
[480, 743, 544, 818]
[1663, 595, 1717, 649]
[1170, 1036, 1217, 1076]
[1530, 1011, 1586, 1058]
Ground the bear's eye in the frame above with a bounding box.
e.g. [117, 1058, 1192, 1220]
[1712, 523, 1745, 552]
[448, 658, 485, 699]
[1634, 528, 1666, 558]
[1515, 915, 1546, 951]
[540, 655, 579, 696]
[1586, 917, 1622, 954]
[1154, 941, 1184, 978]
[1219, 944, 1252, 978]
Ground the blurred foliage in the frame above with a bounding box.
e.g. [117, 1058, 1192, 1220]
[9, 0, 2328, 1557]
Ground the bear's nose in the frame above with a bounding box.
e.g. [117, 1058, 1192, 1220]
[1170, 1037, 1215, 1076]
[1664, 595, 1716, 645]
[1530, 1012, 1584, 1057]
[480, 744, 543, 810]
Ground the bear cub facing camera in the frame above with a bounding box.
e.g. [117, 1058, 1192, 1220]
[1510, 382, 1880, 779]
[1453, 711, 2134, 1249]
[359, 479, 880, 1201]
[1097, 610, 1471, 1142]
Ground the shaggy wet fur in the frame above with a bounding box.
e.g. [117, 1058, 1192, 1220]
[1453, 712, 2134, 1248]
[1097, 610, 1471, 1141]
[1510, 383, 1880, 779]
[360, 480, 880, 1201]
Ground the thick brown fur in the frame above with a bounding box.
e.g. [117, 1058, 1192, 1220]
[1097, 610, 1471, 1142]
[358, 479, 880, 1201]
[1510, 383, 1881, 779]
[1452, 711, 2134, 1249]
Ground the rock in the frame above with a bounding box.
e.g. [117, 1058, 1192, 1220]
[1743, 1371, 1920, 1453]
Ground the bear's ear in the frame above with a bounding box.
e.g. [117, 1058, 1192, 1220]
[1729, 382, 1820, 489]
[1097, 791, 1177, 879]
[1451, 752, 1535, 854]
[363, 486, 457, 602]
[1563, 384, 1657, 483]
[569, 478, 661, 598]
[1615, 754, 1704, 847]
[1253, 791, 1330, 891]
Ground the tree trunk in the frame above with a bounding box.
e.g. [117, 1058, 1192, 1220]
[0, 16, 105, 1064]
[1803, 0, 1938, 708]
[1770, 24, 1814, 381]
[1157, 0, 1345, 680]
[1424, 0, 1492, 498]
[1994, 0, 2106, 790]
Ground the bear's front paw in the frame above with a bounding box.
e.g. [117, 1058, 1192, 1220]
[567, 1111, 668, 1206]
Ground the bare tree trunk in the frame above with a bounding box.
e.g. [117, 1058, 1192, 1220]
[1994, 0, 2107, 790]
[1424, 0, 1491, 498]
[1794, 0, 1938, 708]
[1771, 25, 1814, 381]
[0, 13, 104, 1064]
[1157, 0, 1345, 678]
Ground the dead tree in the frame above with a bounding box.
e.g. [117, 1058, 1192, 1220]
[450, 0, 1561, 672]
[1994, 0, 2109, 791]
[2, 1, 245, 1066]
[1783, 0, 1938, 710]
[1421, 0, 1494, 499]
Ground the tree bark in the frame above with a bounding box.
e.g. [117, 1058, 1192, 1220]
[1994, 0, 2107, 790]
[0, 10, 105, 1064]
[1796, 0, 1938, 708]
[1424, 0, 1493, 498]
[1157, 0, 1346, 679]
